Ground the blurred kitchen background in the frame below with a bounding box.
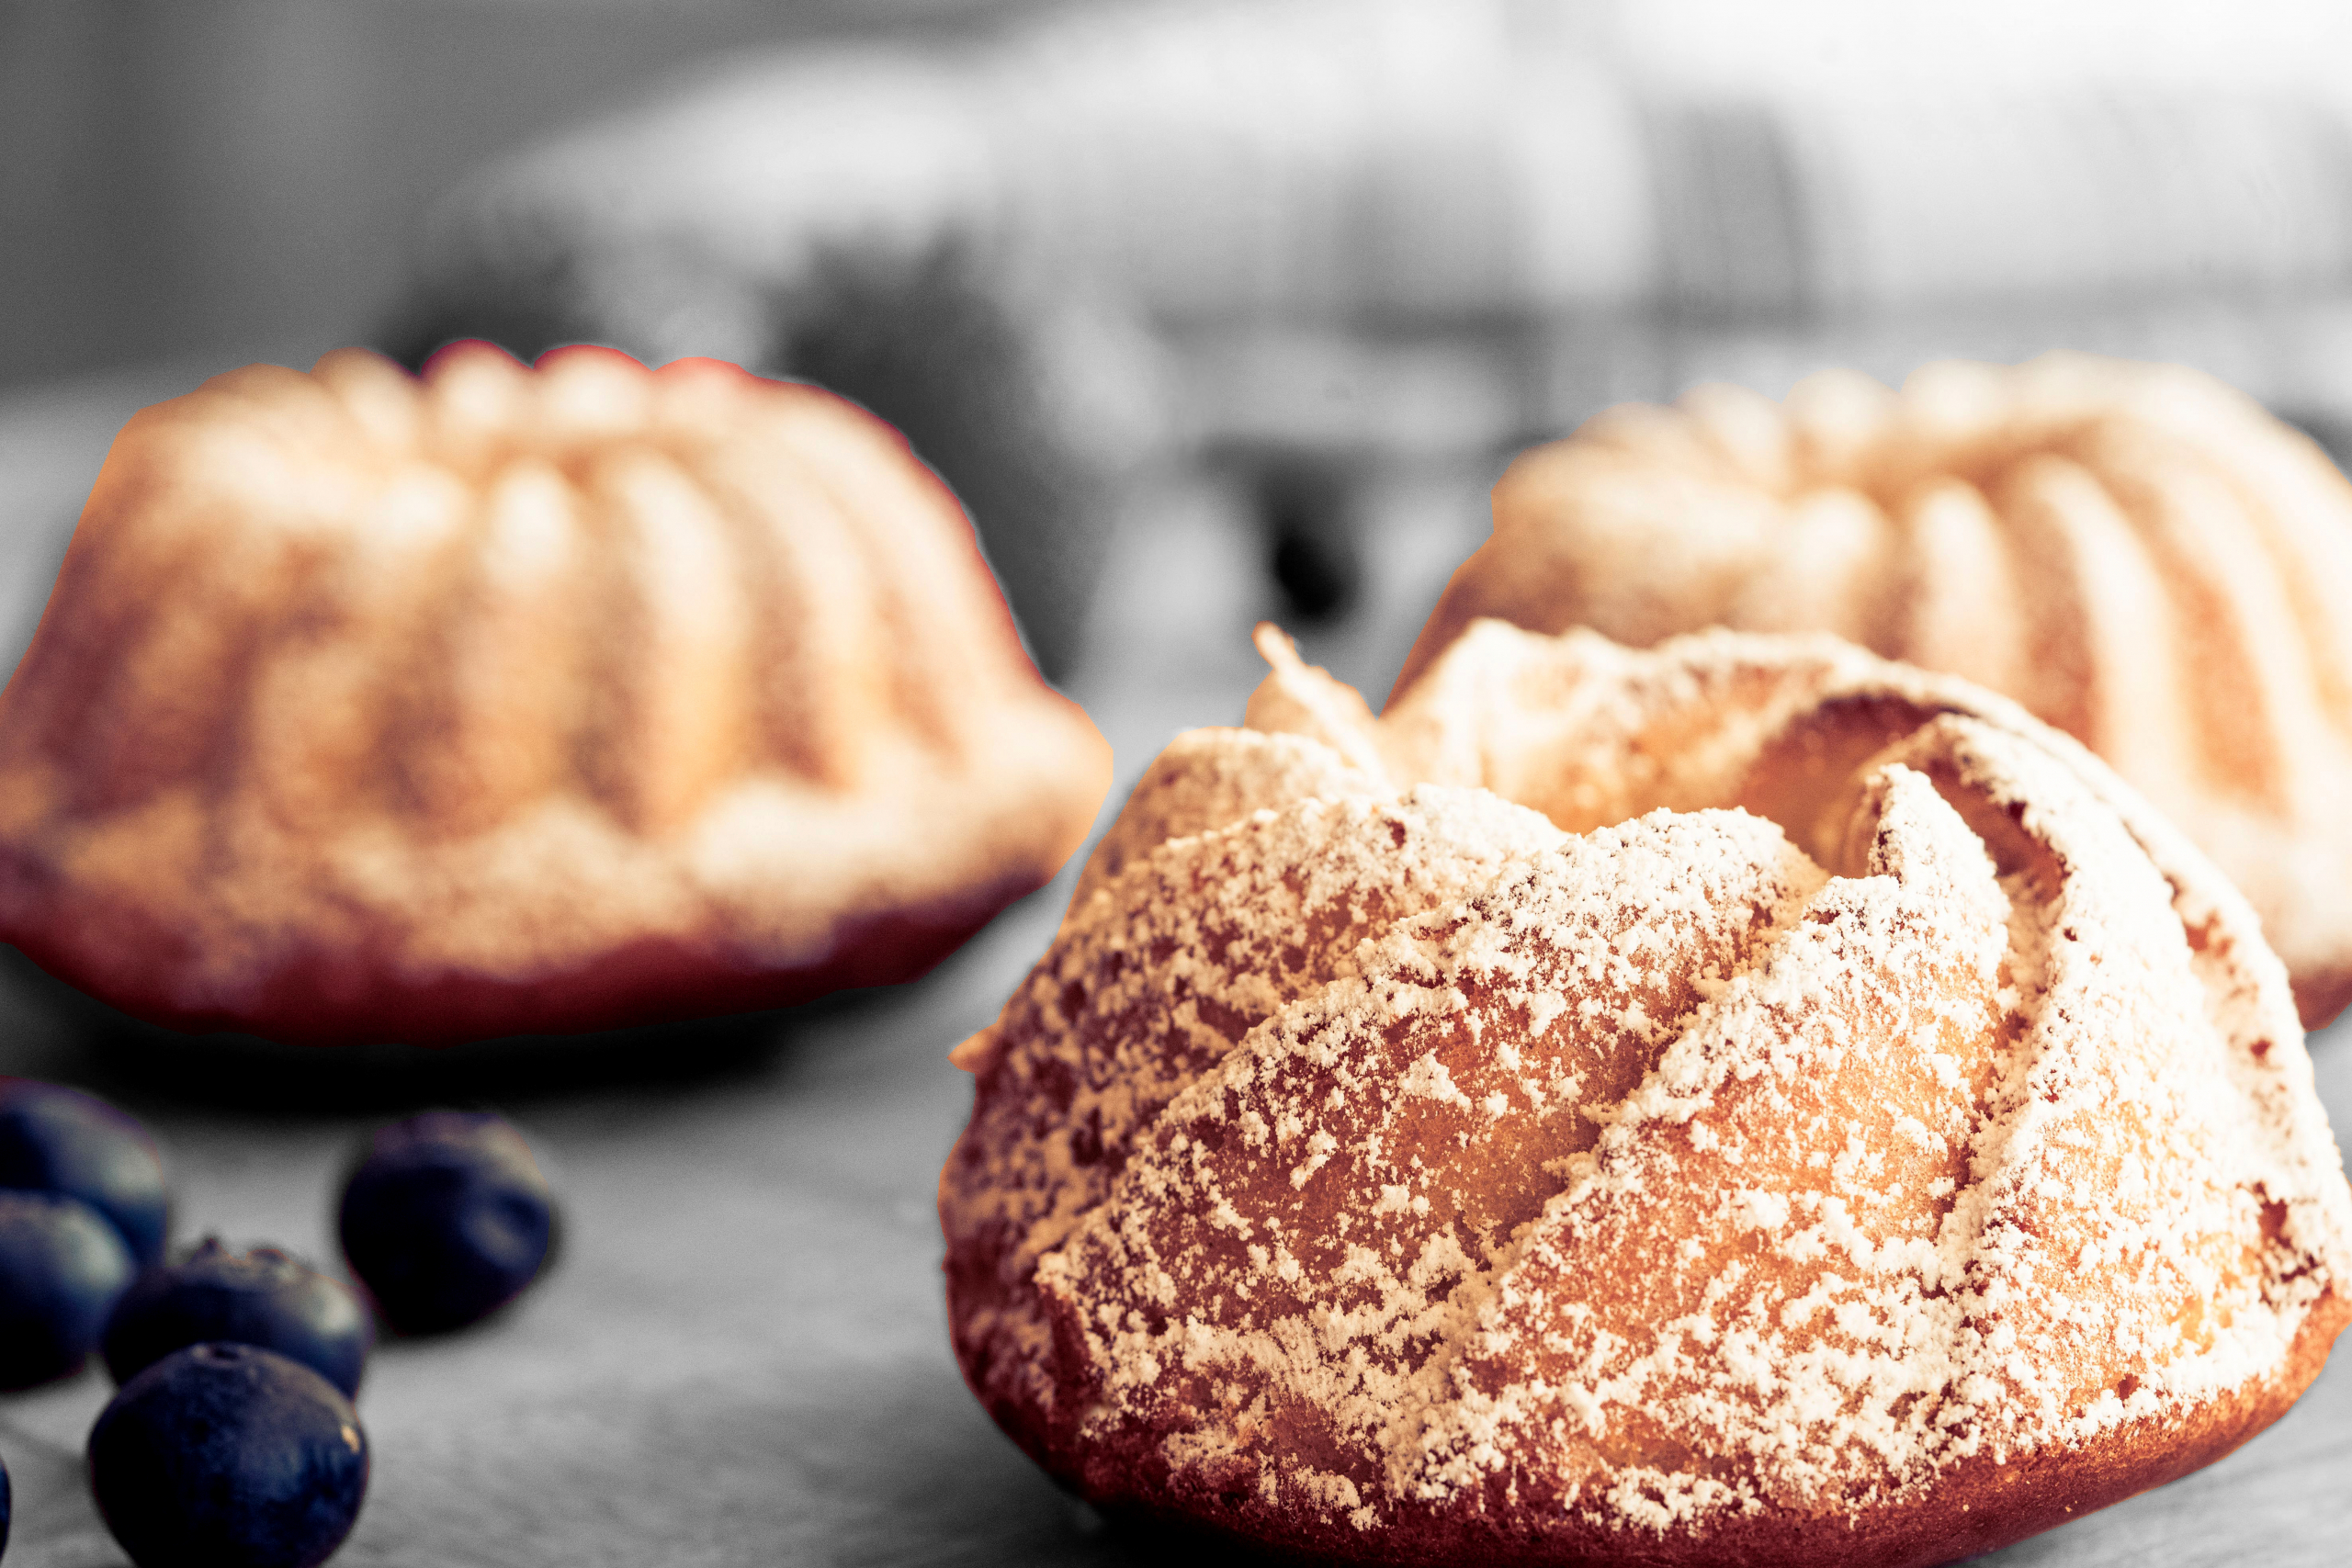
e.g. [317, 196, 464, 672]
[9, 0, 2352, 721]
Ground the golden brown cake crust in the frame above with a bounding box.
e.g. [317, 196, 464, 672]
[1078, 1292, 2346, 1568]
[942, 622, 2352, 1566]
[2292, 969, 2352, 1042]
[1404, 356, 2352, 1029]
[0, 844, 1040, 1045]
[0, 346, 1111, 1043]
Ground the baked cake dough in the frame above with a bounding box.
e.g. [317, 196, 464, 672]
[942, 620, 2352, 1565]
[0, 345, 1112, 1043]
[1402, 356, 2352, 1028]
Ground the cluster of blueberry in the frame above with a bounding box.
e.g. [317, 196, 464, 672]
[0, 1081, 558, 1568]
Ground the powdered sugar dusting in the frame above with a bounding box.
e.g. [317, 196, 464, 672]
[942, 622, 2352, 1557]
[1071, 726, 1385, 907]
[1408, 355, 2352, 1016]
[944, 781, 1569, 1429]
[1033, 807, 1823, 1505]
[0, 346, 1113, 1031]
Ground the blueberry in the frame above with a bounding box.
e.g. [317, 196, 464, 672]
[0, 1078, 169, 1266]
[0, 1450, 11, 1559]
[337, 1111, 555, 1335]
[89, 1342, 368, 1568]
[0, 1189, 135, 1388]
[104, 1237, 373, 1398]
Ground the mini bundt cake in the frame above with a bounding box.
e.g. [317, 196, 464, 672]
[1401, 355, 2352, 1028]
[942, 621, 2352, 1566]
[0, 344, 1112, 1044]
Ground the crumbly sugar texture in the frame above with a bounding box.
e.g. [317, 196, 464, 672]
[940, 621, 2352, 1566]
[0, 345, 1111, 1043]
[1403, 355, 2352, 1028]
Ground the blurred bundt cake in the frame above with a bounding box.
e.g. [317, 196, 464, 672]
[386, 239, 1158, 682]
[1403, 355, 2352, 1027]
[0, 344, 1112, 1044]
[944, 620, 2352, 1564]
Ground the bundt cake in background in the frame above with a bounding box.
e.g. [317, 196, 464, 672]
[1402, 355, 2352, 1028]
[944, 620, 2352, 1564]
[366, 1, 2352, 686]
[0, 344, 1112, 1045]
[384, 228, 1162, 683]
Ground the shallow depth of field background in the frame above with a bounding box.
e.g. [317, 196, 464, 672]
[13, 2, 2352, 699]
[5, 7, 2352, 1567]
[7, 2, 2351, 387]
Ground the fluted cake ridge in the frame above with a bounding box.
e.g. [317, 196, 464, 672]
[943, 622, 2352, 1566]
[0, 345, 1112, 1043]
[1403, 355, 2352, 1027]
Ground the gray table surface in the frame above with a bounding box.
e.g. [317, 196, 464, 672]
[0, 367, 2345, 1567]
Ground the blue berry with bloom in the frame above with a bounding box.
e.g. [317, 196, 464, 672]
[338, 1111, 555, 1335]
[0, 1188, 134, 1387]
[89, 1342, 368, 1568]
[104, 1238, 372, 1398]
[0, 1078, 168, 1266]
